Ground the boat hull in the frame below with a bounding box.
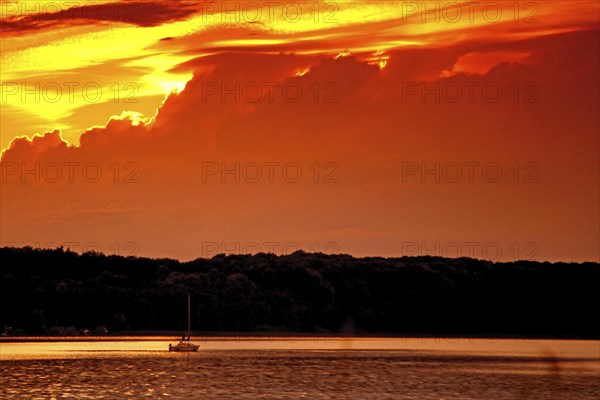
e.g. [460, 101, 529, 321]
[169, 343, 199, 352]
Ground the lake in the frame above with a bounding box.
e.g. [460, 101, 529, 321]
[1, 337, 598, 399]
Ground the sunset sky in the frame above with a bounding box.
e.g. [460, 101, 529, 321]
[1, 0, 599, 262]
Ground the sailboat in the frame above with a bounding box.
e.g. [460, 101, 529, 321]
[169, 295, 199, 352]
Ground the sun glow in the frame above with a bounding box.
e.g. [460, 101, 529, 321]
[295, 68, 311, 77]
[1, 0, 599, 151]
[367, 51, 390, 70]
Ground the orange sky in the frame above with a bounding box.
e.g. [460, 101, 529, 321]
[1, 1, 599, 262]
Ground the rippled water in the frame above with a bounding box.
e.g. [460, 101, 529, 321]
[1, 338, 598, 399]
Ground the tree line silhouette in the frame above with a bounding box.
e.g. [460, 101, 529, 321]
[0, 247, 597, 337]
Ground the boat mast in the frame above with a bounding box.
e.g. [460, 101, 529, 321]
[187, 294, 191, 338]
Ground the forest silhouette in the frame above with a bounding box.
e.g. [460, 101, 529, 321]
[1, 247, 597, 338]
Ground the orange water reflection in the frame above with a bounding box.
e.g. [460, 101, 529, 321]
[1, 337, 598, 362]
[1, 338, 598, 399]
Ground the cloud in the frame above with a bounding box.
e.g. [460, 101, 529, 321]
[1, 29, 599, 262]
[2, 130, 69, 161]
[441, 51, 532, 77]
[0, 1, 202, 33]
[3, 0, 598, 153]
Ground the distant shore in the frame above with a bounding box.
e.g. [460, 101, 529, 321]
[3, 248, 598, 340]
[1, 332, 598, 342]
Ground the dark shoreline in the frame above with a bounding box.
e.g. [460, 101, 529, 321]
[1, 332, 598, 342]
[3, 247, 599, 338]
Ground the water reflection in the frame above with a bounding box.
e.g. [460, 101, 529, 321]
[1, 338, 598, 400]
